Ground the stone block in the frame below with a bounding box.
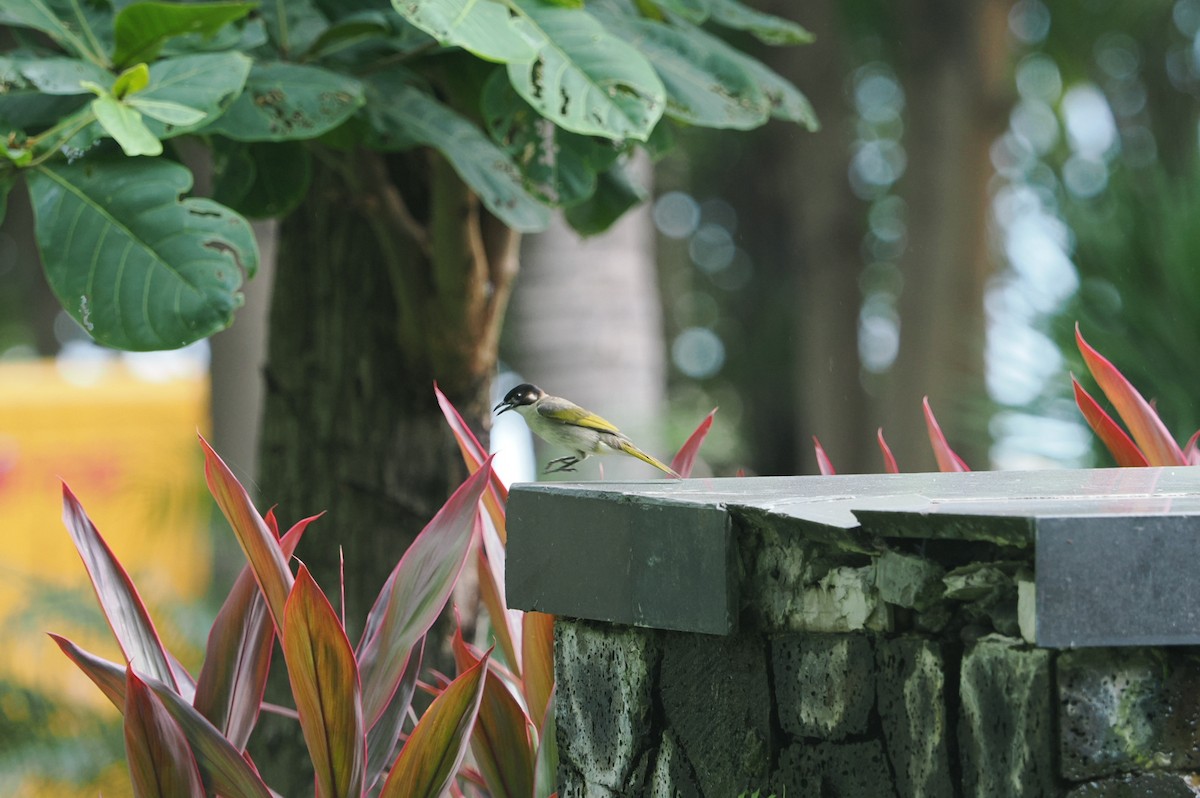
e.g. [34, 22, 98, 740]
[959, 634, 1057, 797]
[875, 550, 945, 610]
[775, 739, 897, 797]
[771, 633, 874, 740]
[555, 620, 660, 795]
[1058, 648, 1200, 781]
[1065, 772, 1200, 797]
[876, 638, 953, 798]
[659, 630, 772, 796]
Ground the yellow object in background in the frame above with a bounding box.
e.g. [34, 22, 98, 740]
[0, 357, 212, 794]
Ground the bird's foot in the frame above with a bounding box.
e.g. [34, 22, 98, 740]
[545, 456, 581, 474]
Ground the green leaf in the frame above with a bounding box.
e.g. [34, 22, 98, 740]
[128, 97, 207, 126]
[114, 0, 256, 66]
[139, 52, 252, 139]
[563, 161, 645, 235]
[61, 483, 181, 693]
[378, 653, 490, 798]
[259, 0, 328, 54]
[112, 62, 151, 98]
[27, 158, 257, 350]
[90, 94, 163, 156]
[707, 0, 813, 45]
[0, 0, 109, 65]
[51, 636, 274, 798]
[364, 638, 424, 792]
[301, 11, 391, 59]
[391, 0, 539, 63]
[505, 0, 666, 141]
[204, 61, 364, 141]
[213, 140, 313, 218]
[124, 669, 206, 798]
[367, 77, 549, 232]
[283, 566, 366, 798]
[648, 0, 708, 22]
[533, 689, 557, 798]
[596, 12, 769, 129]
[357, 461, 490, 728]
[481, 69, 619, 207]
[675, 19, 817, 129]
[0, 174, 12, 224]
[14, 56, 112, 95]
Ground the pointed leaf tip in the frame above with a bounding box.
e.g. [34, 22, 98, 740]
[1071, 374, 1149, 468]
[1075, 324, 1185, 466]
[876, 428, 899, 474]
[671, 407, 717, 478]
[812, 436, 835, 476]
[922, 397, 969, 472]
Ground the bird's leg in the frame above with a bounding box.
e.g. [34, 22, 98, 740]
[545, 455, 581, 473]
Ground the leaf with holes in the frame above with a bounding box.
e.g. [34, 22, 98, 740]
[391, 0, 539, 63]
[205, 62, 363, 142]
[27, 158, 257, 350]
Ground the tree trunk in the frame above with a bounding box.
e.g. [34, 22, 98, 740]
[867, 0, 1005, 471]
[249, 148, 517, 794]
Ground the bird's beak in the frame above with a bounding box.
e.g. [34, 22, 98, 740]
[494, 400, 513, 415]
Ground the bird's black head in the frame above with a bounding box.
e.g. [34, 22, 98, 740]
[494, 383, 545, 415]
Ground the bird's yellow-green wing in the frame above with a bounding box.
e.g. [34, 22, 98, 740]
[536, 396, 622, 434]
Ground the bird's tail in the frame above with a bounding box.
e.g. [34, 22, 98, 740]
[616, 440, 682, 478]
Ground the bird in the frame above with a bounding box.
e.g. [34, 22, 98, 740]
[494, 383, 681, 478]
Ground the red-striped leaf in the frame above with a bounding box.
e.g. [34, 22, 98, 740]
[876, 428, 899, 474]
[379, 652, 490, 798]
[201, 435, 293, 634]
[51, 635, 273, 798]
[453, 626, 534, 798]
[436, 383, 510, 543]
[61, 483, 179, 693]
[365, 637, 425, 792]
[1185, 430, 1200, 465]
[1075, 324, 1185, 466]
[478, 529, 521, 677]
[812, 436, 835, 475]
[124, 668, 205, 798]
[521, 611, 554, 734]
[922, 398, 970, 472]
[533, 688, 557, 798]
[194, 515, 317, 750]
[283, 565, 364, 798]
[1071, 376, 1150, 468]
[670, 408, 717, 478]
[358, 461, 490, 728]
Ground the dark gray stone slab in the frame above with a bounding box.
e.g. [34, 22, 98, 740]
[507, 487, 734, 634]
[1036, 515, 1200, 647]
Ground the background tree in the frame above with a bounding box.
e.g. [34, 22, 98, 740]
[1, 0, 815, 789]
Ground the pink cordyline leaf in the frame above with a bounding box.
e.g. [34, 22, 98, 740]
[1185, 430, 1200, 465]
[452, 624, 535, 798]
[283, 565, 365, 798]
[435, 383, 510, 543]
[922, 398, 970, 472]
[194, 514, 317, 750]
[51, 635, 273, 798]
[522, 611, 555, 735]
[1071, 376, 1150, 468]
[60, 483, 179, 693]
[365, 637, 425, 792]
[378, 652, 491, 798]
[201, 435, 294, 634]
[533, 688, 557, 798]
[812, 436, 835, 476]
[357, 460, 492, 729]
[1075, 324, 1185, 466]
[124, 668, 205, 798]
[671, 408, 718, 478]
[477, 531, 521, 677]
[876, 429, 900, 474]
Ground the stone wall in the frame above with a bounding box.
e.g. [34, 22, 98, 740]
[556, 622, 1200, 797]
